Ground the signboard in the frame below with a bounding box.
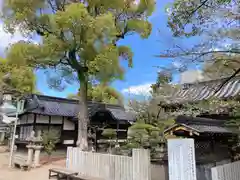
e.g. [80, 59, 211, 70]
[168, 138, 197, 180]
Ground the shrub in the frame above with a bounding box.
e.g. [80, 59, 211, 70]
[42, 129, 60, 161]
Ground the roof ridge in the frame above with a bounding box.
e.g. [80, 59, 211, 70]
[183, 74, 240, 86]
[32, 94, 124, 107]
[176, 115, 226, 126]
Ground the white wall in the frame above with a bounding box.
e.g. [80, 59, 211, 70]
[18, 114, 75, 130]
[63, 117, 75, 130]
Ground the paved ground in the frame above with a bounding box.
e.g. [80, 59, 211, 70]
[0, 153, 65, 180]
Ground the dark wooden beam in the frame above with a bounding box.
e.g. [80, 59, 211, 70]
[33, 114, 37, 131]
[48, 115, 51, 131]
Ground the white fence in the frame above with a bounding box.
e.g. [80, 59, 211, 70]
[211, 160, 240, 180]
[66, 147, 151, 180]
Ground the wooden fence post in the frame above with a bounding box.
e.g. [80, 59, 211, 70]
[66, 146, 73, 169]
[132, 148, 151, 180]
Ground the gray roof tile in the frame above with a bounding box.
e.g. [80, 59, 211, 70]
[156, 76, 240, 104]
[189, 124, 233, 133]
[24, 94, 135, 122]
[175, 115, 236, 134]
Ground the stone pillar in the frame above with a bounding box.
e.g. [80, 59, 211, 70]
[33, 145, 43, 168]
[26, 144, 34, 166]
[0, 132, 5, 144]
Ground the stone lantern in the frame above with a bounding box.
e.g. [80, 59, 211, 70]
[32, 130, 43, 167]
[26, 130, 43, 168]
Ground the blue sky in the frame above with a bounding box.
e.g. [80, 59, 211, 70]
[0, 0, 199, 99]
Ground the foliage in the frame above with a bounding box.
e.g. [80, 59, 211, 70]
[67, 84, 123, 105]
[89, 84, 123, 105]
[101, 128, 117, 153]
[42, 129, 60, 158]
[203, 53, 240, 79]
[67, 93, 79, 100]
[102, 128, 117, 139]
[121, 121, 170, 158]
[151, 71, 173, 95]
[0, 57, 37, 96]
[2, 0, 155, 149]
[166, 0, 236, 37]
[128, 122, 164, 147]
[127, 78, 175, 155]
[174, 98, 240, 117]
[159, 0, 240, 83]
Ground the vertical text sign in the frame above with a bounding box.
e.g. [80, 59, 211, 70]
[168, 139, 197, 180]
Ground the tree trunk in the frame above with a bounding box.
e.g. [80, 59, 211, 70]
[76, 74, 89, 151]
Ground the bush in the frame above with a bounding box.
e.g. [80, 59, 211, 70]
[101, 128, 117, 153]
[42, 130, 60, 160]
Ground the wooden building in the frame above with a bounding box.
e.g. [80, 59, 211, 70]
[14, 94, 135, 147]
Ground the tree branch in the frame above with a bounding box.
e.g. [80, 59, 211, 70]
[214, 67, 240, 93]
[189, 0, 209, 17]
[157, 50, 240, 58]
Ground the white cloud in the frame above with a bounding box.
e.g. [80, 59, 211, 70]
[121, 83, 153, 96]
[0, 24, 28, 51]
[0, 23, 39, 56]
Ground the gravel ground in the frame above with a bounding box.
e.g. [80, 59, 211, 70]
[0, 153, 65, 180]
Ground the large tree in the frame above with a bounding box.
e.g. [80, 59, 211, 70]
[159, 0, 239, 87]
[2, 0, 155, 150]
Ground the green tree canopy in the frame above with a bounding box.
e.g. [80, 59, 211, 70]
[2, 0, 155, 150]
[67, 84, 123, 105]
[0, 57, 38, 96]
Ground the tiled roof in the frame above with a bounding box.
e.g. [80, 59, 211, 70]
[23, 94, 135, 122]
[157, 76, 240, 104]
[174, 115, 235, 134]
[189, 124, 233, 133]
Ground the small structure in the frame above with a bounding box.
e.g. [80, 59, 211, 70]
[155, 75, 240, 180]
[165, 115, 237, 164]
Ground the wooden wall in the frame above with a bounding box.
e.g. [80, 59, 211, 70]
[16, 113, 76, 146]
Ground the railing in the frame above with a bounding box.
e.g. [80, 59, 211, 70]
[66, 147, 151, 180]
[211, 160, 240, 180]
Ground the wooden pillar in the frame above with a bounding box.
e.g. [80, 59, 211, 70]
[48, 116, 51, 131]
[33, 114, 37, 131]
[116, 120, 119, 144]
